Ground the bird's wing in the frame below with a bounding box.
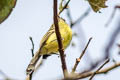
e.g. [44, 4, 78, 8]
[40, 25, 55, 49]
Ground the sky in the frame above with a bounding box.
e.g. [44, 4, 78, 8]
[0, 0, 120, 80]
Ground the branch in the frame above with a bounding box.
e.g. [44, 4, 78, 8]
[105, 8, 117, 27]
[54, 0, 68, 78]
[80, 18, 120, 74]
[78, 62, 120, 79]
[105, 19, 120, 59]
[118, 44, 120, 48]
[89, 59, 109, 80]
[71, 8, 91, 27]
[105, 5, 120, 27]
[26, 37, 43, 80]
[64, 61, 120, 80]
[66, 7, 73, 27]
[72, 37, 92, 73]
[26, 0, 72, 79]
[118, 44, 120, 54]
[29, 37, 34, 57]
[59, 0, 71, 15]
[66, 8, 91, 28]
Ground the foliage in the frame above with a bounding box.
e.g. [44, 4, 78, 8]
[87, 0, 108, 12]
[0, 0, 16, 24]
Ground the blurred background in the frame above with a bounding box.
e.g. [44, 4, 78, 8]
[0, 0, 120, 80]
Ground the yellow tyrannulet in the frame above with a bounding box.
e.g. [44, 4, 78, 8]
[27, 17, 72, 72]
[39, 17, 72, 58]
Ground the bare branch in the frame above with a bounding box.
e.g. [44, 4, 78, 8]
[105, 19, 120, 59]
[78, 61, 120, 79]
[66, 8, 73, 27]
[105, 5, 120, 27]
[64, 61, 120, 80]
[118, 44, 120, 47]
[80, 18, 120, 74]
[54, 0, 68, 77]
[59, 0, 71, 15]
[29, 37, 34, 57]
[89, 59, 110, 80]
[71, 8, 91, 27]
[72, 37, 92, 73]
[118, 44, 120, 54]
[66, 8, 91, 27]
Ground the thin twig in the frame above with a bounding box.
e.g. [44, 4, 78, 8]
[54, 0, 68, 78]
[59, 0, 71, 15]
[27, 33, 48, 79]
[80, 18, 120, 74]
[71, 8, 91, 27]
[64, 61, 120, 80]
[118, 44, 120, 54]
[78, 61, 120, 79]
[66, 7, 73, 27]
[105, 7, 117, 27]
[72, 37, 92, 73]
[89, 59, 110, 80]
[118, 44, 120, 47]
[105, 18, 120, 59]
[105, 5, 120, 27]
[66, 8, 91, 27]
[29, 37, 34, 57]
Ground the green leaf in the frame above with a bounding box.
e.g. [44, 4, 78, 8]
[0, 0, 17, 24]
[59, 0, 64, 12]
[87, 0, 108, 12]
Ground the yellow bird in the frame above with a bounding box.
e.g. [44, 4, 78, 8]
[39, 17, 72, 58]
[27, 17, 72, 73]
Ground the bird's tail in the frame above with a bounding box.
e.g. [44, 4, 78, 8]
[26, 50, 42, 75]
[26, 47, 51, 75]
